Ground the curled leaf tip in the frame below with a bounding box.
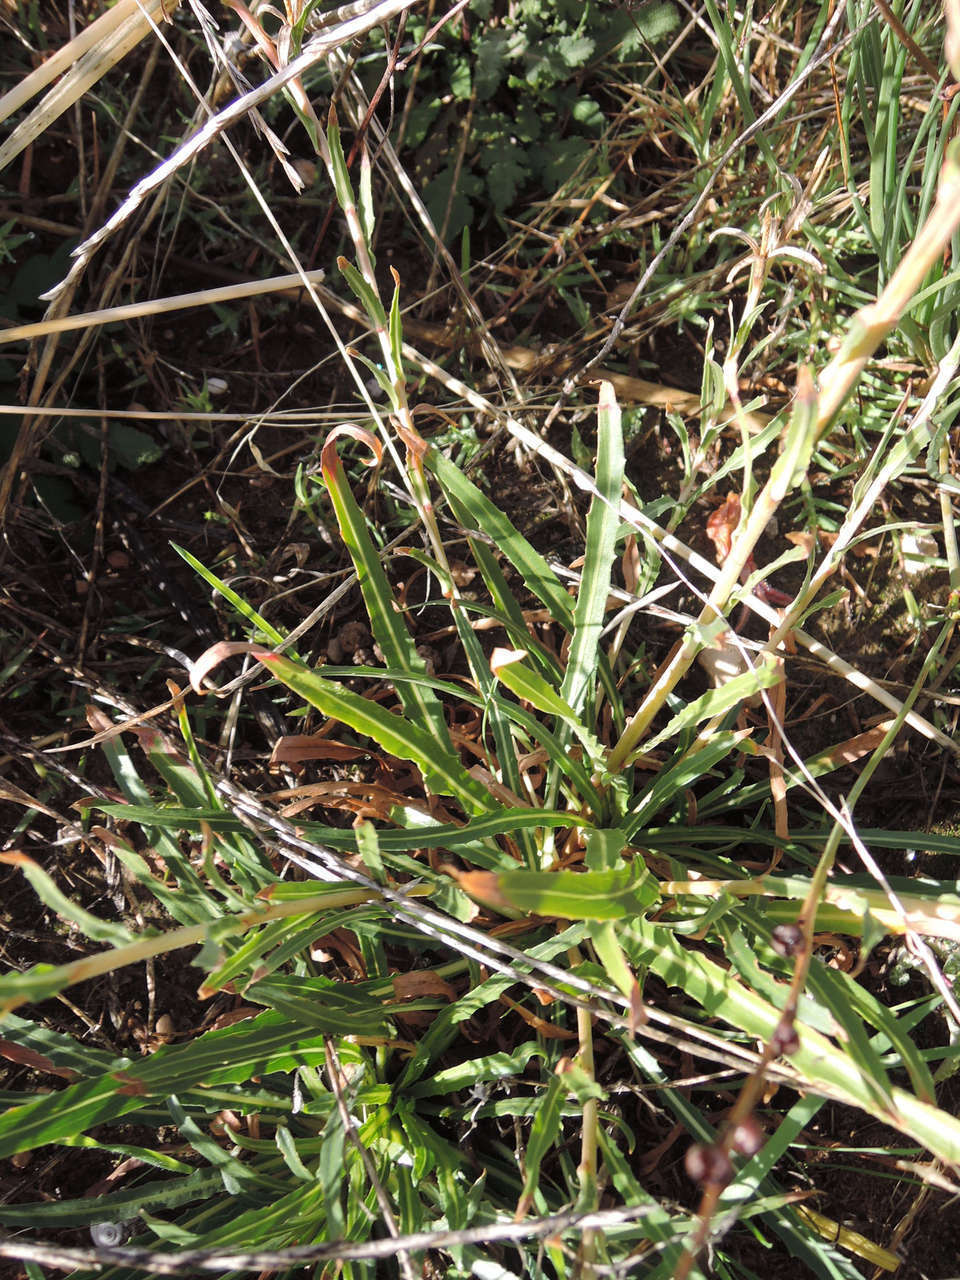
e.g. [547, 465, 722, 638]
[189, 641, 272, 694]
[320, 424, 383, 477]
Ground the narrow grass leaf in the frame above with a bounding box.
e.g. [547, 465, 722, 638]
[172, 544, 285, 644]
[0, 1012, 335, 1157]
[321, 441, 453, 747]
[258, 653, 495, 813]
[0, 853, 131, 947]
[516, 1071, 564, 1216]
[427, 447, 575, 628]
[560, 381, 624, 719]
[642, 658, 782, 752]
[0, 1166, 225, 1227]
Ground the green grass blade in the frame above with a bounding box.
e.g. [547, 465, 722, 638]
[560, 381, 624, 721]
[322, 439, 454, 748]
[427, 446, 575, 629]
[258, 653, 496, 814]
[172, 543, 285, 644]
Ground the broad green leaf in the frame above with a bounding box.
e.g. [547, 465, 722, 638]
[458, 865, 658, 920]
[276, 1123, 316, 1182]
[0, 1014, 116, 1079]
[584, 828, 627, 871]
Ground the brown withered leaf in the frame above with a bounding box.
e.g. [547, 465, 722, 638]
[392, 971, 458, 1003]
[785, 530, 816, 556]
[270, 735, 370, 766]
[706, 492, 741, 563]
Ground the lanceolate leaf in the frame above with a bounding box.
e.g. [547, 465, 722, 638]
[321, 437, 454, 751]
[560, 381, 624, 720]
[426, 446, 575, 629]
[0, 1012, 337, 1158]
[454, 865, 659, 921]
[258, 654, 496, 814]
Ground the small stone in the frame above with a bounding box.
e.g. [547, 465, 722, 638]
[154, 1014, 175, 1042]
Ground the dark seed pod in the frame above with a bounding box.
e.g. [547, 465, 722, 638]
[684, 1142, 733, 1188]
[770, 923, 804, 958]
[730, 1116, 764, 1156]
[771, 1015, 800, 1056]
[90, 1221, 133, 1247]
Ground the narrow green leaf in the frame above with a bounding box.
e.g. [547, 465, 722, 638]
[0, 1012, 331, 1158]
[406, 1043, 548, 1098]
[473, 865, 659, 921]
[321, 441, 454, 752]
[589, 920, 636, 998]
[245, 975, 392, 1036]
[276, 1123, 316, 1182]
[427, 446, 575, 628]
[172, 544, 285, 644]
[643, 657, 782, 752]
[560, 381, 624, 719]
[0, 1167, 225, 1227]
[358, 144, 375, 245]
[338, 257, 388, 330]
[388, 267, 404, 374]
[325, 114, 356, 221]
[0, 854, 132, 947]
[259, 654, 495, 814]
[518, 1072, 564, 1211]
[491, 648, 580, 722]
[621, 915, 960, 1163]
